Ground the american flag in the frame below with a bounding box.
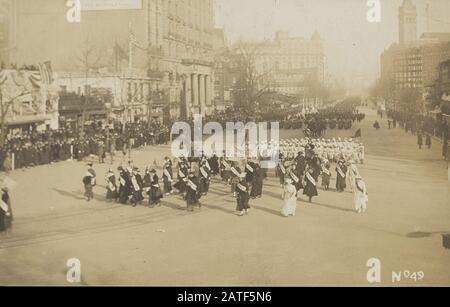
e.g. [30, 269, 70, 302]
[38, 61, 54, 85]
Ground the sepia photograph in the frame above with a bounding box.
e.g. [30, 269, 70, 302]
[0, 0, 449, 291]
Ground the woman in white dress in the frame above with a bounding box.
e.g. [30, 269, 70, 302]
[281, 178, 298, 217]
[354, 175, 368, 214]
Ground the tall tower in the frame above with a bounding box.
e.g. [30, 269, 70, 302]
[399, 0, 417, 46]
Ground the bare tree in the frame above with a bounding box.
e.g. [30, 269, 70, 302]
[75, 37, 102, 139]
[232, 43, 272, 115]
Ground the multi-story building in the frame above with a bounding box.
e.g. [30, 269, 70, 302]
[1, 0, 215, 121]
[399, 0, 417, 46]
[237, 31, 325, 97]
[437, 60, 450, 115]
[380, 0, 450, 104]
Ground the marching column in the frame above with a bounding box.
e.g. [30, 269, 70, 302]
[184, 77, 191, 119]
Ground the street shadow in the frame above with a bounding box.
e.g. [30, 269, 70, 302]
[53, 188, 86, 201]
[206, 186, 232, 197]
[252, 205, 282, 217]
[263, 190, 282, 200]
[406, 231, 450, 238]
[161, 199, 185, 211]
[311, 201, 355, 213]
[201, 203, 236, 215]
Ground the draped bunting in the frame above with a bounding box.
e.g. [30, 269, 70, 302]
[0, 69, 47, 89]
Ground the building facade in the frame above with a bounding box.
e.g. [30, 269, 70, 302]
[399, 0, 417, 46]
[238, 31, 325, 97]
[380, 0, 450, 104]
[1, 0, 215, 120]
[0, 68, 59, 131]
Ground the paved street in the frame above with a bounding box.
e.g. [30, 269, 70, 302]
[0, 108, 449, 286]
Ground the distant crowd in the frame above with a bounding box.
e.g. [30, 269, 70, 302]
[0, 120, 170, 173]
[386, 109, 450, 160]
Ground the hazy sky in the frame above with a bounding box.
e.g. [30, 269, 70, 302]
[214, 0, 450, 88]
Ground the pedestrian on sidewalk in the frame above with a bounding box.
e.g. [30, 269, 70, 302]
[417, 131, 423, 149]
[425, 134, 432, 149]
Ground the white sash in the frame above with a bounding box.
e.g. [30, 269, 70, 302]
[164, 168, 172, 182]
[356, 180, 365, 193]
[178, 170, 186, 178]
[187, 179, 197, 191]
[222, 160, 230, 168]
[131, 177, 140, 191]
[306, 172, 316, 186]
[231, 167, 240, 177]
[107, 181, 116, 191]
[337, 166, 345, 178]
[204, 160, 211, 170]
[290, 171, 299, 183]
[200, 167, 209, 179]
[237, 183, 247, 192]
[0, 199, 8, 213]
[246, 164, 254, 173]
[119, 176, 126, 186]
[279, 165, 286, 174]
[322, 166, 331, 176]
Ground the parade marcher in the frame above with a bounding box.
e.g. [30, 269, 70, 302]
[209, 154, 220, 176]
[186, 170, 200, 212]
[148, 169, 162, 208]
[130, 167, 144, 207]
[354, 175, 368, 214]
[118, 166, 131, 204]
[250, 163, 263, 199]
[417, 132, 423, 150]
[220, 154, 231, 184]
[236, 173, 250, 216]
[281, 178, 297, 217]
[82, 169, 95, 202]
[288, 163, 302, 192]
[321, 160, 331, 190]
[336, 159, 347, 193]
[347, 161, 360, 192]
[277, 160, 286, 185]
[162, 157, 173, 196]
[174, 156, 189, 197]
[105, 168, 118, 202]
[230, 162, 241, 197]
[199, 161, 211, 196]
[0, 187, 12, 232]
[303, 167, 318, 203]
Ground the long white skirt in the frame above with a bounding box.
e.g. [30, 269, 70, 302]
[281, 196, 297, 217]
[354, 191, 368, 212]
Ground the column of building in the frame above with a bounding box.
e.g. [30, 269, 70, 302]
[186, 73, 212, 117]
